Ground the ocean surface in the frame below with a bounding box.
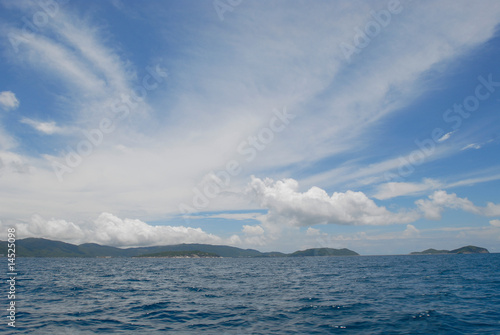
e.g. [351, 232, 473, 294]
[7, 254, 500, 334]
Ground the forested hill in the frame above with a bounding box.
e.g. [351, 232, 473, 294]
[0, 238, 359, 258]
[410, 245, 489, 255]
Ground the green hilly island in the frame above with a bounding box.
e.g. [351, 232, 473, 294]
[0, 238, 358, 258]
[1, 239, 491, 257]
[289, 248, 359, 257]
[410, 245, 489, 255]
[135, 250, 220, 258]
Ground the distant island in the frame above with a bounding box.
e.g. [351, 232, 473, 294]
[1, 239, 491, 257]
[289, 248, 358, 257]
[0, 238, 359, 258]
[410, 245, 489, 255]
[135, 250, 221, 258]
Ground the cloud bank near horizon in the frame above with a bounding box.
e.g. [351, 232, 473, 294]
[6, 212, 238, 248]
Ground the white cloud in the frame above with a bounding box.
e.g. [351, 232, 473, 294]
[373, 178, 442, 200]
[20, 118, 68, 135]
[306, 227, 321, 236]
[12, 212, 224, 247]
[187, 212, 264, 221]
[437, 131, 455, 142]
[13, 33, 107, 97]
[248, 176, 419, 227]
[240, 224, 272, 247]
[372, 171, 500, 199]
[490, 219, 500, 227]
[416, 190, 499, 220]
[0, 91, 19, 111]
[155, 0, 500, 185]
[18, 214, 86, 242]
[302, 144, 454, 191]
[0, 129, 16, 150]
[446, 172, 500, 188]
[0, 151, 34, 175]
[461, 143, 481, 150]
[402, 224, 420, 238]
[242, 225, 264, 235]
[6, 7, 139, 128]
[484, 203, 500, 217]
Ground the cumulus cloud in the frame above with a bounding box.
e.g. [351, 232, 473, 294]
[186, 212, 264, 221]
[242, 225, 264, 235]
[306, 227, 321, 236]
[416, 190, 500, 220]
[18, 214, 85, 242]
[248, 176, 419, 227]
[490, 219, 500, 227]
[402, 224, 420, 238]
[240, 224, 268, 246]
[0, 91, 19, 111]
[484, 203, 500, 217]
[238, 225, 270, 247]
[373, 178, 442, 200]
[12, 212, 224, 247]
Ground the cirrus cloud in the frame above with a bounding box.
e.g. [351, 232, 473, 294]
[373, 178, 443, 200]
[20, 118, 69, 135]
[416, 190, 500, 220]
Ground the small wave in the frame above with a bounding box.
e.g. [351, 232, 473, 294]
[130, 301, 171, 312]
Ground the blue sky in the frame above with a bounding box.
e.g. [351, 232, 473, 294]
[1, 0, 500, 254]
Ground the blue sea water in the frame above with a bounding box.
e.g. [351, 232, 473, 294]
[6, 254, 500, 334]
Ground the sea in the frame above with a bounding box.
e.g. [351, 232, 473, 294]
[6, 254, 500, 334]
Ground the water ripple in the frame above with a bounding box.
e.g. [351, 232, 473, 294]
[12, 254, 500, 334]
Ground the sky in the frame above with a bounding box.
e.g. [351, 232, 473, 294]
[0, 0, 500, 255]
